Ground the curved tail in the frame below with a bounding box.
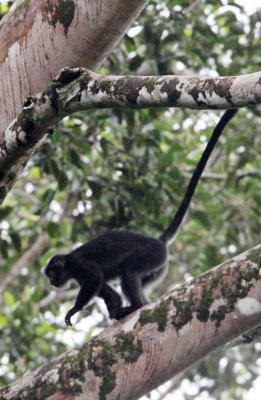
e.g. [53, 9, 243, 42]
[160, 109, 238, 245]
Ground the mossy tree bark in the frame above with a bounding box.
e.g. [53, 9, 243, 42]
[0, 245, 260, 400]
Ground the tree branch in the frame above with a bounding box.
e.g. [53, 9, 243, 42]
[0, 195, 71, 306]
[0, 233, 50, 300]
[182, 169, 261, 182]
[39, 288, 78, 309]
[1, 244, 260, 400]
[1, 67, 261, 204]
[236, 169, 261, 185]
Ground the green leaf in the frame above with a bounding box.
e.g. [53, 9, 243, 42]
[4, 292, 16, 307]
[42, 189, 55, 204]
[36, 322, 57, 335]
[87, 179, 103, 199]
[46, 222, 60, 238]
[0, 207, 12, 220]
[31, 167, 41, 180]
[192, 210, 211, 228]
[10, 232, 22, 252]
[0, 239, 8, 258]
[184, 28, 193, 37]
[69, 149, 82, 168]
[0, 314, 8, 328]
[57, 171, 69, 191]
[0, 4, 9, 14]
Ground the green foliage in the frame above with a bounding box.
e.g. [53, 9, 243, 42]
[0, 286, 67, 386]
[0, 2, 10, 19]
[1, 0, 261, 397]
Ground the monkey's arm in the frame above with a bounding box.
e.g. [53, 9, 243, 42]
[98, 284, 122, 319]
[65, 270, 103, 326]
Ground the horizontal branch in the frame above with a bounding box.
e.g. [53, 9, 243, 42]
[1, 244, 261, 400]
[182, 169, 261, 182]
[1, 67, 261, 204]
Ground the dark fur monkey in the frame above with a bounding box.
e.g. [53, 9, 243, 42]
[44, 109, 237, 326]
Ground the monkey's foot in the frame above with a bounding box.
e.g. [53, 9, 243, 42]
[115, 306, 137, 320]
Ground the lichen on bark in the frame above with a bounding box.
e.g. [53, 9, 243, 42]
[43, 0, 75, 34]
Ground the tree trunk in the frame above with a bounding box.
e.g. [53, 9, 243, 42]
[0, 0, 148, 136]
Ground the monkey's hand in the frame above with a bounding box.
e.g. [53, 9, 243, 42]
[65, 307, 77, 326]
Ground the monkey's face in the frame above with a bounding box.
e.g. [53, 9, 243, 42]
[44, 254, 70, 288]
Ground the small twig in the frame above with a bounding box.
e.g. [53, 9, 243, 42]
[39, 289, 78, 309]
[236, 169, 261, 185]
[185, 0, 204, 14]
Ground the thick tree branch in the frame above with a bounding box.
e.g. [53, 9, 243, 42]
[1, 67, 261, 204]
[0, 244, 260, 400]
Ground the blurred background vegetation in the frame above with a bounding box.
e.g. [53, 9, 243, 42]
[0, 0, 261, 399]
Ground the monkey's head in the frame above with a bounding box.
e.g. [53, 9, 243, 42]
[44, 254, 71, 289]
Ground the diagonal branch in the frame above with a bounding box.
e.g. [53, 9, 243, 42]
[0, 244, 260, 400]
[1, 67, 261, 204]
[0, 233, 50, 301]
[0, 195, 72, 305]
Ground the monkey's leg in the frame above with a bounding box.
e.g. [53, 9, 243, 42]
[115, 241, 168, 320]
[65, 270, 103, 326]
[142, 259, 168, 290]
[115, 270, 145, 320]
[99, 284, 122, 319]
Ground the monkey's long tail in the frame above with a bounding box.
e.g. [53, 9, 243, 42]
[159, 109, 238, 246]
